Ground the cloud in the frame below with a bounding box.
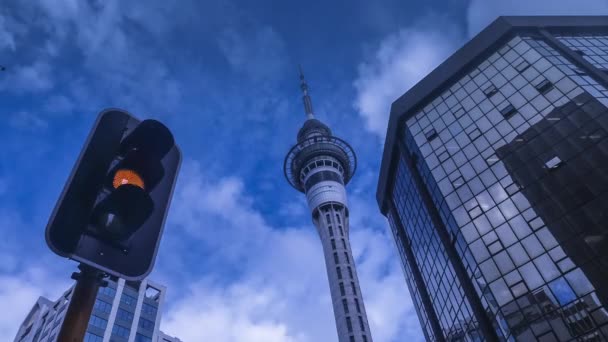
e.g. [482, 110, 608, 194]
[350, 227, 423, 342]
[0, 14, 17, 51]
[0, 61, 53, 93]
[156, 161, 420, 341]
[0, 0, 183, 115]
[162, 279, 306, 342]
[0, 209, 72, 339]
[0, 2, 422, 341]
[467, 0, 608, 37]
[8, 111, 48, 131]
[44, 95, 75, 114]
[354, 1, 608, 141]
[0, 265, 72, 338]
[218, 26, 289, 82]
[353, 15, 464, 139]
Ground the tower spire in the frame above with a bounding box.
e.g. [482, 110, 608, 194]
[299, 65, 315, 120]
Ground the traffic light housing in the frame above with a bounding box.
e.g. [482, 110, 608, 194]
[46, 109, 181, 280]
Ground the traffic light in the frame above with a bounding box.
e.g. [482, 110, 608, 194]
[46, 109, 181, 280]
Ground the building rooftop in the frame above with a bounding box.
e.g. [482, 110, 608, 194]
[376, 15, 608, 213]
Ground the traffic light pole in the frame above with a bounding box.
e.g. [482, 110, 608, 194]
[57, 264, 107, 342]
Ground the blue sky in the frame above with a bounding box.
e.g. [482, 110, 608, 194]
[1, 0, 608, 341]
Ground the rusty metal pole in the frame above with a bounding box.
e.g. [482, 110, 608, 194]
[57, 264, 106, 342]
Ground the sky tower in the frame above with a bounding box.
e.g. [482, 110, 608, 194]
[284, 69, 373, 342]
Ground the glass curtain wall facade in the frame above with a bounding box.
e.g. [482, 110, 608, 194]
[14, 277, 172, 342]
[380, 17, 608, 342]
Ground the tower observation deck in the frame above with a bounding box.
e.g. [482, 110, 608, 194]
[284, 69, 373, 342]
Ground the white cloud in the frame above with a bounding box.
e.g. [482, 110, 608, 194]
[0, 275, 52, 337]
[44, 95, 75, 114]
[162, 279, 306, 342]
[0, 62, 53, 93]
[0, 15, 16, 51]
[350, 227, 422, 342]
[353, 15, 464, 139]
[0, 0, 183, 115]
[0, 209, 72, 339]
[218, 26, 289, 82]
[9, 111, 48, 130]
[467, 0, 608, 37]
[354, 1, 608, 141]
[156, 161, 420, 341]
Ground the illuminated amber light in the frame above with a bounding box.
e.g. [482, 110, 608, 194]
[113, 169, 145, 189]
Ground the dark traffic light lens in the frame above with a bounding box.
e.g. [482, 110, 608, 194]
[91, 185, 154, 240]
[96, 212, 127, 238]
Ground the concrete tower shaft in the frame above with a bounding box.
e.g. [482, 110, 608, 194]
[311, 201, 373, 342]
[284, 70, 373, 342]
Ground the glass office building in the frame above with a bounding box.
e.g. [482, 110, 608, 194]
[377, 16, 608, 341]
[14, 276, 180, 342]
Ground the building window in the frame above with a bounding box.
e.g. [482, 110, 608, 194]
[342, 239, 347, 249]
[572, 67, 586, 75]
[482, 83, 498, 97]
[331, 239, 336, 250]
[339, 226, 344, 236]
[56, 303, 67, 316]
[359, 316, 365, 332]
[499, 103, 516, 118]
[452, 175, 465, 188]
[326, 214, 331, 224]
[344, 252, 350, 264]
[515, 59, 530, 72]
[144, 285, 161, 303]
[84, 332, 103, 342]
[453, 105, 465, 118]
[346, 317, 353, 333]
[424, 128, 438, 141]
[116, 308, 134, 322]
[466, 126, 481, 140]
[340, 283, 346, 296]
[98, 286, 116, 297]
[142, 303, 158, 316]
[139, 317, 155, 330]
[437, 149, 450, 162]
[93, 299, 112, 314]
[135, 333, 153, 342]
[355, 298, 361, 313]
[342, 299, 349, 314]
[350, 336, 355, 342]
[348, 267, 354, 279]
[329, 226, 334, 237]
[120, 293, 137, 307]
[334, 252, 339, 264]
[112, 324, 130, 338]
[20, 324, 32, 339]
[363, 335, 368, 342]
[534, 78, 554, 94]
[337, 267, 343, 279]
[336, 214, 341, 224]
[544, 156, 563, 169]
[351, 282, 357, 296]
[88, 315, 108, 330]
